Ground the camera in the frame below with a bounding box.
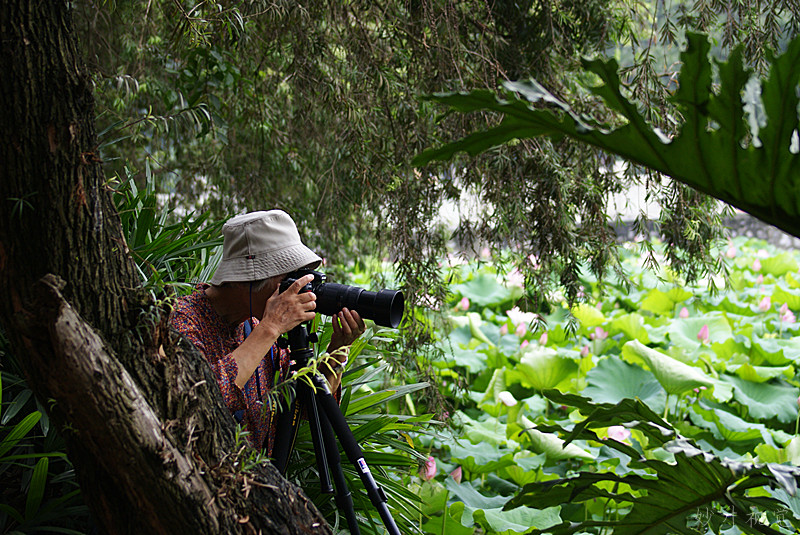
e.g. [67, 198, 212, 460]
[279, 269, 404, 328]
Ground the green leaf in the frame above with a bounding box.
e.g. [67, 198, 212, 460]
[772, 286, 800, 310]
[421, 506, 475, 535]
[751, 335, 800, 365]
[640, 288, 689, 316]
[0, 411, 41, 459]
[1, 389, 32, 425]
[418, 480, 449, 516]
[721, 374, 800, 423]
[445, 478, 562, 534]
[448, 440, 516, 475]
[499, 453, 547, 486]
[667, 315, 733, 350]
[509, 346, 578, 391]
[570, 303, 605, 328]
[25, 456, 49, 520]
[622, 340, 713, 396]
[518, 416, 594, 462]
[690, 403, 765, 442]
[583, 356, 666, 411]
[760, 253, 800, 276]
[755, 437, 800, 465]
[513, 436, 800, 535]
[728, 362, 794, 383]
[451, 274, 513, 307]
[609, 313, 650, 344]
[467, 312, 495, 347]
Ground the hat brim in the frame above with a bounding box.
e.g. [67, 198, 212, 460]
[210, 243, 321, 285]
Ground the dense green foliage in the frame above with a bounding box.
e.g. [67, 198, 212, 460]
[418, 238, 800, 534]
[11, 2, 800, 533]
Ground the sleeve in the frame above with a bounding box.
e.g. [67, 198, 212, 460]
[170, 305, 247, 413]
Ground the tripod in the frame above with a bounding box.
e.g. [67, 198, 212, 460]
[271, 322, 401, 535]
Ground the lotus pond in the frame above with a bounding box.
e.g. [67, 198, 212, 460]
[406, 237, 800, 535]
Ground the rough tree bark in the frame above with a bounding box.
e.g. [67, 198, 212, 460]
[0, 2, 331, 533]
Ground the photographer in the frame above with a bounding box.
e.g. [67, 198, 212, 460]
[170, 210, 365, 454]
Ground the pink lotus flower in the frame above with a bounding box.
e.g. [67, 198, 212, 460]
[726, 247, 737, 258]
[590, 326, 609, 341]
[759, 296, 771, 312]
[756, 274, 764, 285]
[506, 268, 525, 288]
[515, 323, 527, 337]
[753, 259, 762, 272]
[781, 304, 796, 323]
[421, 456, 436, 481]
[580, 345, 590, 358]
[450, 466, 463, 484]
[679, 307, 689, 318]
[607, 425, 631, 443]
[697, 324, 710, 344]
[539, 332, 548, 345]
[520, 340, 530, 349]
[458, 297, 470, 311]
[499, 324, 509, 335]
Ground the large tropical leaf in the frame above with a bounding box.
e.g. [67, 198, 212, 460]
[413, 32, 800, 239]
[509, 393, 800, 534]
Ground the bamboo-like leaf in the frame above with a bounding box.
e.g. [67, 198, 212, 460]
[25, 456, 49, 520]
[0, 411, 41, 459]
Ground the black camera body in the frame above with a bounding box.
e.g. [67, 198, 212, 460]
[280, 269, 404, 328]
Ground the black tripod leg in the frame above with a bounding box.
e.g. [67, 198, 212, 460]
[317, 406, 360, 534]
[312, 376, 401, 535]
[307, 388, 334, 494]
[271, 384, 302, 474]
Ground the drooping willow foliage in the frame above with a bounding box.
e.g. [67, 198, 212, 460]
[73, 0, 800, 377]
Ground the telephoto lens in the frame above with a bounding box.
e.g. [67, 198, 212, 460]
[280, 269, 404, 328]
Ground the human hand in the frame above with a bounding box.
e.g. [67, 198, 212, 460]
[259, 274, 317, 337]
[328, 308, 366, 354]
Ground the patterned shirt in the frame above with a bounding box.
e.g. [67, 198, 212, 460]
[170, 285, 289, 453]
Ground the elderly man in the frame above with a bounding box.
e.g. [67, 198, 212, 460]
[170, 210, 365, 454]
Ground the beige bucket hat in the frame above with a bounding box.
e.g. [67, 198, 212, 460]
[210, 210, 322, 285]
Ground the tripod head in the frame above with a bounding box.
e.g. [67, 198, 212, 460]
[279, 322, 317, 365]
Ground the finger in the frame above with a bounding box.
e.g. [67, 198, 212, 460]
[290, 274, 315, 293]
[337, 311, 353, 335]
[340, 308, 359, 331]
[349, 309, 366, 332]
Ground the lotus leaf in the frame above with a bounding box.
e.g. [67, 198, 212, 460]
[721, 374, 800, 423]
[583, 356, 666, 411]
[760, 252, 799, 276]
[519, 416, 594, 462]
[667, 315, 733, 350]
[609, 313, 650, 344]
[445, 478, 562, 534]
[452, 274, 514, 307]
[510, 346, 578, 391]
[570, 303, 605, 329]
[622, 340, 713, 395]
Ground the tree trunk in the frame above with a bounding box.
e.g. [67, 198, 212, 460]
[0, 2, 331, 533]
